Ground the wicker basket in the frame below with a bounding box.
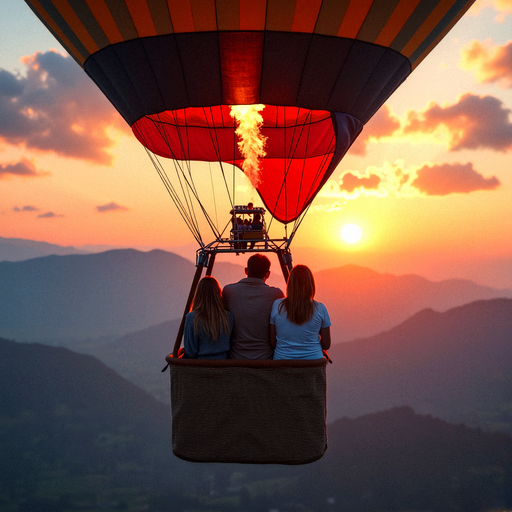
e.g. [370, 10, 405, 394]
[166, 356, 327, 464]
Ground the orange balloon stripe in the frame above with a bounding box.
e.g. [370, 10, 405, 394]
[410, 1, 475, 69]
[216, 0, 239, 31]
[125, 0, 158, 37]
[240, 0, 267, 31]
[337, 0, 373, 39]
[51, 0, 99, 54]
[190, 0, 218, 31]
[84, 0, 124, 44]
[27, 0, 87, 65]
[266, 0, 297, 32]
[374, 0, 422, 47]
[144, 1, 174, 35]
[401, 0, 456, 58]
[167, 0, 195, 33]
[313, 0, 349, 37]
[291, 0, 323, 33]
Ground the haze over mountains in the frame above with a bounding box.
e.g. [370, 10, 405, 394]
[2, 338, 511, 512]
[327, 298, 512, 433]
[2, 239, 512, 511]
[0, 236, 90, 261]
[1, 247, 511, 344]
[73, 299, 512, 436]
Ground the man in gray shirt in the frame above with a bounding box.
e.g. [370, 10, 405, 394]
[223, 254, 284, 359]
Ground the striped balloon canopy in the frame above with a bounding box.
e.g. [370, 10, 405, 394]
[26, 0, 475, 224]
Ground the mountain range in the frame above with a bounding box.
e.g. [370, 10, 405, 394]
[0, 236, 90, 261]
[1, 248, 511, 344]
[2, 338, 511, 512]
[72, 298, 512, 436]
[326, 298, 512, 433]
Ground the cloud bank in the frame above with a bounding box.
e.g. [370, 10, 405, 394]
[320, 160, 500, 202]
[37, 211, 64, 219]
[461, 39, 512, 88]
[96, 202, 128, 213]
[402, 94, 512, 152]
[347, 94, 512, 155]
[0, 51, 127, 164]
[350, 105, 400, 155]
[13, 205, 40, 212]
[0, 158, 47, 178]
[412, 163, 500, 195]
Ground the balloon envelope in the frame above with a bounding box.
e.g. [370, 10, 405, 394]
[25, 0, 475, 223]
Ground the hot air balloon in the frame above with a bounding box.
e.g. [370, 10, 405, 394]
[25, 0, 476, 464]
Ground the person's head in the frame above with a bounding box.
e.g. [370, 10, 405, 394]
[244, 219, 249, 226]
[280, 265, 316, 324]
[287, 265, 315, 302]
[192, 276, 224, 312]
[253, 213, 261, 222]
[247, 202, 253, 209]
[245, 254, 271, 280]
[192, 276, 229, 341]
[237, 216, 243, 224]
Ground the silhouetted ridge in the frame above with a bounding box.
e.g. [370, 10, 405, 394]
[0, 338, 167, 425]
[2, 336, 512, 511]
[327, 299, 512, 432]
[0, 248, 196, 341]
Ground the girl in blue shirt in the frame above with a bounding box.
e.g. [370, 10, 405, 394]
[184, 276, 233, 359]
[270, 265, 331, 360]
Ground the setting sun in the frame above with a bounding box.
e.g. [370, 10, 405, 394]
[340, 224, 362, 244]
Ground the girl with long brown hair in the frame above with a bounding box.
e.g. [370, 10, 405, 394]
[184, 276, 233, 359]
[270, 265, 331, 360]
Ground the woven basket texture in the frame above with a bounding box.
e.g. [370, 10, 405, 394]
[168, 358, 327, 464]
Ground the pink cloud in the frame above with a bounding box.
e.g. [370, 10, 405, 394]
[13, 205, 40, 212]
[350, 105, 401, 155]
[96, 202, 128, 213]
[412, 162, 500, 195]
[0, 158, 47, 178]
[0, 51, 128, 164]
[37, 211, 64, 219]
[461, 39, 512, 88]
[403, 94, 512, 152]
[340, 172, 381, 192]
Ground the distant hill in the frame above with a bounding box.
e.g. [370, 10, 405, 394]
[2, 338, 512, 512]
[73, 318, 181, 404]
[0, 338, 196, 511]
[316, 264, 512, 341]
[0, 236, 89, 261]
[76, 299, 512, 435]
[2, 249, 511, 344]
[0, 249, 209, 342]
[327, 298, 512, 433]
[310, 406, 512, 512]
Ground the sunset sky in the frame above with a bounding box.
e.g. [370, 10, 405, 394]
[1, 1, 511, 288]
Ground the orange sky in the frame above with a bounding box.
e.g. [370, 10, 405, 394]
[1, 1, 511, 288]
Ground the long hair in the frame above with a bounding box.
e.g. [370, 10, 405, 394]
[192, 276, 230, 341]
[279, 265, 316, 325]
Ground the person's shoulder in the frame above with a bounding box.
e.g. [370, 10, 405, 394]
[185, 310, 196, 322]
[223, 280, 242, 292]
[268, 286, 284, 298]
[313, 300, 329, 316]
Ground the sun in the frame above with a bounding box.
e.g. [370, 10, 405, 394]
[340, 223, 362, 244]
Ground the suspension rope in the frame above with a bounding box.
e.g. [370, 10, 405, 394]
[209, 162, 218, 227]
[137, 106, 335, 252]
[203, 106, 234, 209]
[152, 111, 222, 240]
